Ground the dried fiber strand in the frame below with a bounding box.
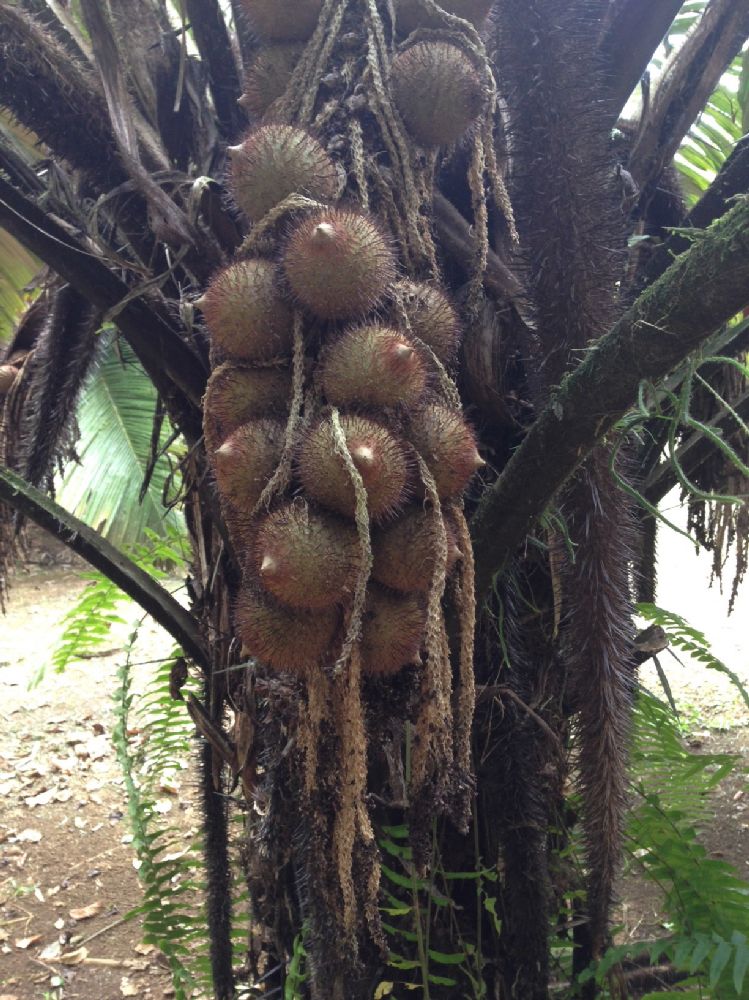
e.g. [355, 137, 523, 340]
[330, 406, 374, 675]
[252, 313, 306, 516]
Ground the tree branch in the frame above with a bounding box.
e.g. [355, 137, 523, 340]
[183, 0, 243, 140]
[597, 0, 683, 126]
[470, 196, 749, 601]
[644, 135, 749, 286]
[0, 464, 207, 669]
[0, 175, 207, 417]
[628, 0, 749, 193]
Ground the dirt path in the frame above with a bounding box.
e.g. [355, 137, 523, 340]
[1, 549, 199, 1000]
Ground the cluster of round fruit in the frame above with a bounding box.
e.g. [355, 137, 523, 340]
[238, 0, 492, 149]
[196, 0, 492, 677]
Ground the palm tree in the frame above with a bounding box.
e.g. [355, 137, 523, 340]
[1, 2, 748, 998]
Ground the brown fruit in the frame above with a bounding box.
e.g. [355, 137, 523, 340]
[241, 0, 323, 42]
[235, 588, 339, 674]
[298, 414, 410, 520]
[391, 42, 485, 147]
[319, 324, 427, 409]
[393, 280, 462, 362]
[283, 208, 396, 321]
[408, 403, 483, 499]
[372, 506, 461, 592]
[227, 125, 339, 223]
[198, 259, 294, 363]
[239, 44, 302, 119]
[203, 364, 291, 451]
[360, 586, 426, 676]
[251, 501, 361, 610]
[212, 418, 285, 511]
[396, 0, 493, 34]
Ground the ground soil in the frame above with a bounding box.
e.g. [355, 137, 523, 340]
[0, 522, 747, 999]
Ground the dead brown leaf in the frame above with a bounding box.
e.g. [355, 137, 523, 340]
[14, 935, 42, 950]
[69, 901, 104, 921]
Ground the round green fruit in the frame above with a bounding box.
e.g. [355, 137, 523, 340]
[283, 208, 395, 321]
[251, 501, 361, 610]
[360, 586, 426, 675]
[393, 280, 462, 362]
[198, 259, 293, 363]
[227, 124, 339, 223]
[408, 403, 484, 499]
[391, 42, 484, 147]
[319, 324, 427, 409]
[297, 414, 410, 520]
[203, 364, 291, 452]
[240, 0, 323, 42]
[239, 44, 302, 119]
[212, 418, 285, 512]
[235, 588, 339, 674]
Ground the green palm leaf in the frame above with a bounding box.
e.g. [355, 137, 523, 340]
[57, 332, 183, 547]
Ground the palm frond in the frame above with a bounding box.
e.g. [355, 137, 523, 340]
[57, 332, 183, 547]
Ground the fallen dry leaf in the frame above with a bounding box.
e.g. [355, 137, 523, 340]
[17, 829, 42, 843]
[0, 994, 21, 999]
[134, 942, 157, 956]
[120, 977, 139, 997]
[61, 946, 88, 965]
[69, 901, 104, 921]
[14, 935, 42, 950]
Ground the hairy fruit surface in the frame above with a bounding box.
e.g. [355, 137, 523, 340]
[240, 44, 302, 119]
[235, 589, 339, 674]
[203, 364, 291, 451]
[240, 0, 323, 42]
[212, 418, 285, 512]
[360, 586, 426, 675]
[320, 324, 427, 409]
[199, 259, 294, 363]
[298, 414, 410, 520]
[371, 506, 461, 592]
[391, 42, 484, 148]
[227, 125, 339, 222]
[408, 402, 484, 499]
[283, 208, 396, 321]
[394, 280, 462, 362]
[251, 501, 361, 610]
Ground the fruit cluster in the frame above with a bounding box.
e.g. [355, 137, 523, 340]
[199, 0, 489, 680]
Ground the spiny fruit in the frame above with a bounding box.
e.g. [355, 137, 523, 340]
[235, 588, 339, 674]
[319, 324, 427, 409]
[198, 259, 294, 363]
[283, 208, 396, 321]
[241, 0, 323, 43]
[391, 42, 485, 148]
[360, 586, 426, 676]
[227, 125, 339, 223]
[408, 402, 484, 499]
[212, 418, 285, 512]
[298, 414, 410, 520]
[251, 501, 361, 610]
[371, 506, 461, 592]
[203, 364, 291, 451]
[239, 44, 302, 119]
[393, 280, 462, 363]
[395, 0, 493, 34]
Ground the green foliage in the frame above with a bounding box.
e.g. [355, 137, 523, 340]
[581, 690, 749, 998]
[113, 631, 209, 999]
[638, 603, 749, 713]
[285, 930, 308, 1000]
[56, 332, 184, 548]
[42, 526, 189, 684]
[378, 822, 497, 998]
